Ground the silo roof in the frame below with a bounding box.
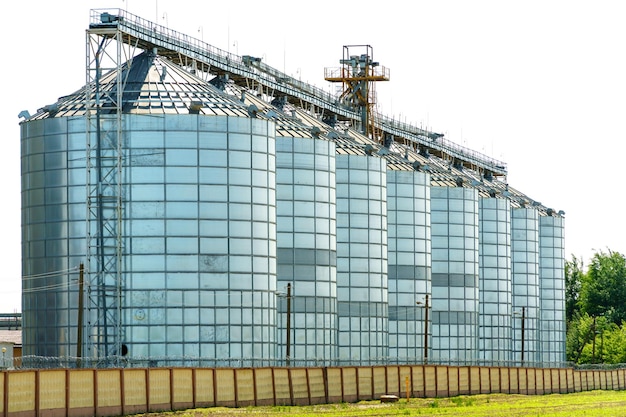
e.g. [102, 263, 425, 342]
[28, 51, 252, 120]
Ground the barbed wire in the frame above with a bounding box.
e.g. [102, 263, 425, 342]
[13, 355, 579, 370]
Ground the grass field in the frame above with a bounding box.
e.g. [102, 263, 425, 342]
[135, 390, 626, 416]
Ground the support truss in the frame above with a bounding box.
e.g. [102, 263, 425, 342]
[84, 23, 135, 364]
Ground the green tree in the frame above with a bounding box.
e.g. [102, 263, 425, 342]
[599, 324, 626, 364]
[579, 250, 626, 325]
[576, 315, 613, 364]
[566, 312, 595, 363]
[565, 255, 584, 323]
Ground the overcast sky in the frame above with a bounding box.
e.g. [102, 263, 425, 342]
[1, 1, 624, 313]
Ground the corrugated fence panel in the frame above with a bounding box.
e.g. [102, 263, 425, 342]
[479, 367, 490, 394]
[372, 367, 387, 398]
[609, 370, 617, 390]
[290, 368, 309, 405]
[68, 369, 94, 416]
[272, 368, 291, 406]
[386, 366, 400, 397]
[469, 367, 481, 395]
[436, 366, 448, 397]
[357, 367, 372, 400]
[448, 367, 459, 397]
[593, 370, 601, 390]
[122, 369, 147, 414]
[194, 369, 215, 407]
[172, 369, 193, 410]
[7, 371, 35, 415]
[424, 366, 437, 397]
[234, 369, 255, 407]
[215, 369, 236, 407]
[509, 368, 519, 394]
[499, 368, 509, 394]
[39, 370, 66, 414]
[526, 368, 536, 395]
[148, 369, 170, 412]
[326, 368, 342, 404]
[573, 370, 581, 392]
[559, 369, 569, 393]
[96, 369, 122, 416]
[307, 368, 326, 404]
[399, 366, 412, 398]
[564, 369, 572, 393]
[253, 368, 273, 406]
[490, 368, 501, 393]
[458, 367, 470, 395]
[342, 367, 358, 403]
[533, 369, 543, 394]
[618, 370, 626, 391]
[550, 369, 560, 393]
[411, 366, 425, 397]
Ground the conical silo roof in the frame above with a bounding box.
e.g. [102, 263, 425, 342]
[28, 51, 252, 120]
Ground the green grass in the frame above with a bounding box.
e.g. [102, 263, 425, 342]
[133, 390, 626, 416]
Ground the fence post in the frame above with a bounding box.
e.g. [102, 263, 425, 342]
[145, 369, 151, 412]
[65, 369, 70, 417]
[322, 367, 329, 404]
[120, 368, 125, 417]
[35, 370, 41, 417]
[2, 371, 7, 417]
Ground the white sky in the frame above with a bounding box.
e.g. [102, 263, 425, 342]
[1, 1, 624, 313]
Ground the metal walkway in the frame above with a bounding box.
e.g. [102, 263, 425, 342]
[89, 9, 507, 176]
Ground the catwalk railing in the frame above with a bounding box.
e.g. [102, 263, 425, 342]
[0, 362, 625, 416]
[88, 8, 507, 175]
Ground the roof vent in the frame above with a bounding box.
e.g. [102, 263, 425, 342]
[364, 144, 375, 155]
[189, 101, 203, 114]
[40, 103, 59, 115]
[455, 177, 464, 187]
[247, 104, 259, 118]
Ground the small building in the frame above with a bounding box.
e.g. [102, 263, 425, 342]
[0, 330, 23, 369]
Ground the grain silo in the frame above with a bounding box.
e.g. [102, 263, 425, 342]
[478, 196, 512, 362]
[386, 163, 431, 362]
[430, 185, 480, 363]
[19, 9, 568, 367]
[20, 50, 278, 364]
[511, 206, 540, 364]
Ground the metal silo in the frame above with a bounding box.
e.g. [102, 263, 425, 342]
[511, 206, 540, 364]
[20, 51, 278, 365]
[539, 214, 566, 365]
[227, 90, 339, 365]
[336, 153, 388, 363]
[275, 134, 338, 364]
[387, 167, 431, 363]
[430, 186, 479, 364]
[478, 197, 511, 363]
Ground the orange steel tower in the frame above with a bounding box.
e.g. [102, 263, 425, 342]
[324, 45, 389, 141]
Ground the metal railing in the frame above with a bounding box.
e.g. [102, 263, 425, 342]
[88, 8, 507, 175]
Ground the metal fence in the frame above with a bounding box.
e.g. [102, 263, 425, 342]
[0, 363, 624, 417]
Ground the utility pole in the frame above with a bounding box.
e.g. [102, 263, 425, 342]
[424, 294, 429, 364]
[417, 295, 429, 364]
[286, 283, 292, 367]
[521, 306, 525, 363]
[77, 263, 84, 366]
